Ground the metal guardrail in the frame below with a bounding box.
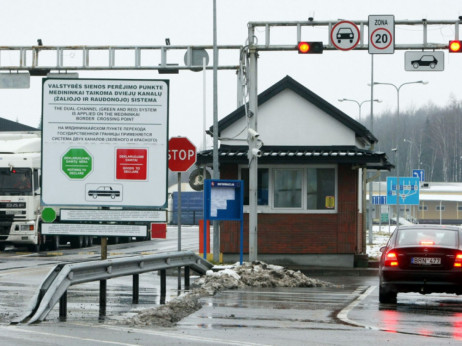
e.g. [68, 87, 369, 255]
[13, 250, 212, 324]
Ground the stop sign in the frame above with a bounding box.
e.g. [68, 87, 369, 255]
[168, 137, 197, 172]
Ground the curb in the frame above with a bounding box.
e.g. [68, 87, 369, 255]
[291, 266, 379, 277]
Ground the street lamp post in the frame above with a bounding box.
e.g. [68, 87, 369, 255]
[338, 98, 381, 122]
[374, 80, 428, 226]
[373, 81, 428, 147]
[392, 148, 400, 226]
[403, 138, 414, 176]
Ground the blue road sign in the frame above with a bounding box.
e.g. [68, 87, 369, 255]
[412, 169, 425, 182]
[387, 176, 420, 205]
[372, 195, 387, 205]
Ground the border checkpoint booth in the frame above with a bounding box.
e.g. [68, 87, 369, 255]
[197, 76, 393, 268]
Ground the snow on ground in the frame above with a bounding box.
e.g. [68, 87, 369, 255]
[366, 225, 395, 260]
[120, 225, 395, 327]
[123, 261, 337, 327]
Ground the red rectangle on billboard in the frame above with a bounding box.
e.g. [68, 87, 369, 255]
[151, 223, 166, 238]
[116, 148, 147, 180]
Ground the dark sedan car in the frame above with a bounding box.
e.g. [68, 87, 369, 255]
[379, 224, 462, 303]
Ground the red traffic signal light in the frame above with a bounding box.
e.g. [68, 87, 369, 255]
[297, 41, 323, 54]
[449, 40, 462, 53]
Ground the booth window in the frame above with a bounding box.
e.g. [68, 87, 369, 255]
[307, 168, 335, 210]
[240, 165, 337, 212]
[241, 168, 269, 206]
[274, 169, 302, 208]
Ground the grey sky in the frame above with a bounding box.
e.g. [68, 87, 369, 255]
[1, 0, 461, 147]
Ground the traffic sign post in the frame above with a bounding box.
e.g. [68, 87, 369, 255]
[330, 21, 360, 51]
[387, 176, 420, 205]
[405, 51, 444, 71]
[168, 136, 197, 291]
[368, 15, 395, 54]
[168, 137, 197, 172]
[412, 169, 425, 182]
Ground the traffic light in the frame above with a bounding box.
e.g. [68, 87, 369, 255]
[449, 40, 462, 53]
[297, 41, 323, 54]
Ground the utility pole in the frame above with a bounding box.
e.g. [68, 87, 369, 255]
[248, 25, 259, 262]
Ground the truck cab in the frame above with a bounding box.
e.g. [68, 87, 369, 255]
[0, 133, 42, 251]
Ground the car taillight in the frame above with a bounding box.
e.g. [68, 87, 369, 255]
[385, 251, 399, 267]
[454, 253, 462, 268]
[420, 240, 435, 246]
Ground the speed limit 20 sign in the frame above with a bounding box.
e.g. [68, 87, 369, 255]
[368, 15, 395, 54]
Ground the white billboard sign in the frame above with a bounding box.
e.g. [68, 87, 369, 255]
[42, 223, 147, 237]
[42, 79, 169, 208]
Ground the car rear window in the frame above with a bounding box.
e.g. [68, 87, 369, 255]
[396, 228, 459, 247]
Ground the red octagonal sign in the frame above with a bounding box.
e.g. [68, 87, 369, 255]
[168, 137, 197, 172]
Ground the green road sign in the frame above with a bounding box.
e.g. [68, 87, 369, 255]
[62, 148, 92, 179]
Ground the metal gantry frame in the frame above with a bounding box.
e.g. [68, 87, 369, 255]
[0, 19, 460, 261]
[0, 44, 242, 72]
[241, 19, 461, 260]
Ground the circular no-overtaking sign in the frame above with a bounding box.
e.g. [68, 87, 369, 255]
[330, 20, 361, 51]
[168, 137, 197, 172]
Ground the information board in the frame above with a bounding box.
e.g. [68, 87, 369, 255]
[204, 180, 243, 221]
[204, 179, 244, 263]
[41, 79, 169, 208]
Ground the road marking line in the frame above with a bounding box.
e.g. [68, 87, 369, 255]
[46, 252, 64, 256]
[337, 285, 379, 330]
[0, 325, 139, 346]
[84, 323, 270, 345]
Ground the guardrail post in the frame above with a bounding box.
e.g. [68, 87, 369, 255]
[133, 274, 139, 304]
[184, 266, 190, 290]
[99, 236, 108, 320]
[160, 269, 166, 304]
[59, 290, 67, 321]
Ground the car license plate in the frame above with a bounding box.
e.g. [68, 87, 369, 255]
[412, 257, 441, 265]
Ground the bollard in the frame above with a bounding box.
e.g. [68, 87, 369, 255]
[184, 266, 190, 290]
[160, 269, 166, 304]
[133, 274, 139, 304]
[59, 290, 67, 321]
[99, 236, 108, 320]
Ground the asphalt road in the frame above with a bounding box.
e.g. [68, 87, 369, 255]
[1, 227, 462, 345]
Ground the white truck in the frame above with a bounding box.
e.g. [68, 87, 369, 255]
[0, 132, 48, 251]
[0, 132, 159, 252]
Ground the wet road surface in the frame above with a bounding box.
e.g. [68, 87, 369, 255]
[1, 228, 462, 344]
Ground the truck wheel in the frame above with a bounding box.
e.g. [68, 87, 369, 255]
[0, 243, 5, 251]
[109, 236, 119, 245]
[87, 236, 93, 247]
[49, 236, 60, 251]
[28, 243, 41, 253]
[70, 236, 84, 248]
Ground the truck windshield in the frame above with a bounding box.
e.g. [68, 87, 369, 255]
[0, 168, 33, 196]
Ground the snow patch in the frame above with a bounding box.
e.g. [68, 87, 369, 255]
[122, 261, 336, 327]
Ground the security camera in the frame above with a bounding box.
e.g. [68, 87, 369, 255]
[251, 148, 262, 157]
[248, 128, 259, 139]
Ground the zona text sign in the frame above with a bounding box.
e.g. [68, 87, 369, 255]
[368, 15, 395, 54]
